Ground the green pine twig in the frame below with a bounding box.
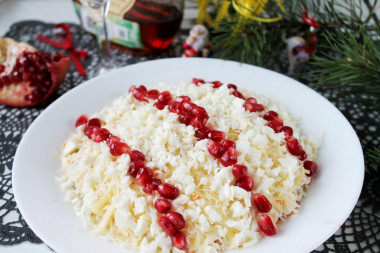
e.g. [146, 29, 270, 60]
[369, 146, 380, 165]
[309, 26, 380, 109]
[210, 0, 378, 68]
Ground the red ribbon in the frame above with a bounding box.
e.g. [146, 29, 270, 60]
[37, 23, 88, 76]
[302, 10, 320, 29]
[302, 10, 319, 56]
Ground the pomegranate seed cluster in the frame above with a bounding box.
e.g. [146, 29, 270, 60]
[59, 80, 320, 252]
[192, 78, 318, 178]
[0, 51, 63, 103]
[129, 83, 283, 236]
[75, 115, 187, 250]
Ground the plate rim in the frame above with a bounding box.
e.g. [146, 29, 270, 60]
[12, 57, 365, 253]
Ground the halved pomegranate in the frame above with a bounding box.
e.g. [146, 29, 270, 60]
[0, 38, 70, 107]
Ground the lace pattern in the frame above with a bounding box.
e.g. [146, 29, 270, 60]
[1, 21, 379, 252]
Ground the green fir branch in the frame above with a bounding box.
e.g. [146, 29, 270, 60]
[369, 146, 380, 165]
[309, 26, 380, 109]
[211, 17, 305, 67]
[210, 0, 378, 67]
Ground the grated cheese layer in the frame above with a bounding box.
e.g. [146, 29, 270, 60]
[59, 81, 320, 252]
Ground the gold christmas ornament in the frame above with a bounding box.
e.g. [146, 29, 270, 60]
[232, 0, 284, 22]
[197, 0, 284, 28]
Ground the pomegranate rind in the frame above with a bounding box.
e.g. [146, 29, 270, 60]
[0, 56, 70, 107]
[0, 38, 71, 107]
[47, 56, 71, 99]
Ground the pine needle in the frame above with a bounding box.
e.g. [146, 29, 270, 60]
[369, 146, 380, 165]
[309, 26, 380, 109]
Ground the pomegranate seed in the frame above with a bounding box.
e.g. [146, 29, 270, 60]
[158, 216, 177, 235]
[1, 75, 10, 85]
[29, 89, 44, 102]
[286, 138, 304, 156]
[206, 140, 224, 158]
[93, 128, 111, 143]
[304, 160, 318, 176]
[230, 90, 245, 99]
[171, 231, 187, 250]
[220, 147, 238, 167]
[128, 85, 136, 93]
[251, 193, 272, 213]
[158, 183, 179, 199]
[128, 160, 145, 177]
[137, 85, 148, 94]
[143, 178, 162, 194]
[158, 91, 172, 105]
[129, 150, 145, 161]
[207, 130, 225, 142]
[106, 135, 121, 147]
[135, 167, 153, 186]
[243, 97, 257, 110]
[282, 126, 293, 141]
[253, 103, 265, 112]
[190, 115, 208, 128]
[243, 97, 265, 112]
[10, 71, 21, 83]
[211, 81, 223, 88]
[192, 78, 205, 85]
[154, 199, 172, 213]
[87, 118, 101, 127]
[83, 125, 98, 139]
[110, 141, 130, 156]
[181, 102, 197, 113]
[152, 177, 162, 186]
[174, 96, 191, 103]
[75, 114, 88, 127]
[192, 107, 208, 118]
[268, 118, 284, 133]
[232, 164, 248, 180]
[132, 86, 148, 102]
[227, 83, 237, 90]
[195, 127, 209, 140]
[0, 64, 5, 73]
[153, 102, 166, 110]
[221, 139, 236, 151]
[179, 112, 193, 125]
[263, 111, 279, 121]
[169, 101, 182, 114]
[167, 212, 186, 231]
[235, 176, 254, 191]
[257, 214, 276, 236]
[147, 89, 159, 99]
[298, 150, 307, 161]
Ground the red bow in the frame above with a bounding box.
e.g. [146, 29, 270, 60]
[37, 23, 88, 76]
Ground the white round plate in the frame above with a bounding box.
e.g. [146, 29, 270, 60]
[12, 58, 364, 253]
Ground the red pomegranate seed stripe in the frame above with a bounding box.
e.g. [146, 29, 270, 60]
[129, 85, 254, 187]
[129, 84, 277, 236]
[191, 78, 318, 178]
[75, 116, 187, 250]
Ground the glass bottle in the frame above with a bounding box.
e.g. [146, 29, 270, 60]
[73, 0, 184, 54]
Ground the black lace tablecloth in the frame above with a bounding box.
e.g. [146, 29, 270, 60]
[1, 21, 379, 252]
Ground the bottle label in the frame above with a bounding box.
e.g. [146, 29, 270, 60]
[109, 0, 135, 17]
[73, 2, 143, 49]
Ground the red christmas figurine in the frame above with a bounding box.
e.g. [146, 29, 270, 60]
[182, 24, 211, 57]
[285, 10, 319, 74]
